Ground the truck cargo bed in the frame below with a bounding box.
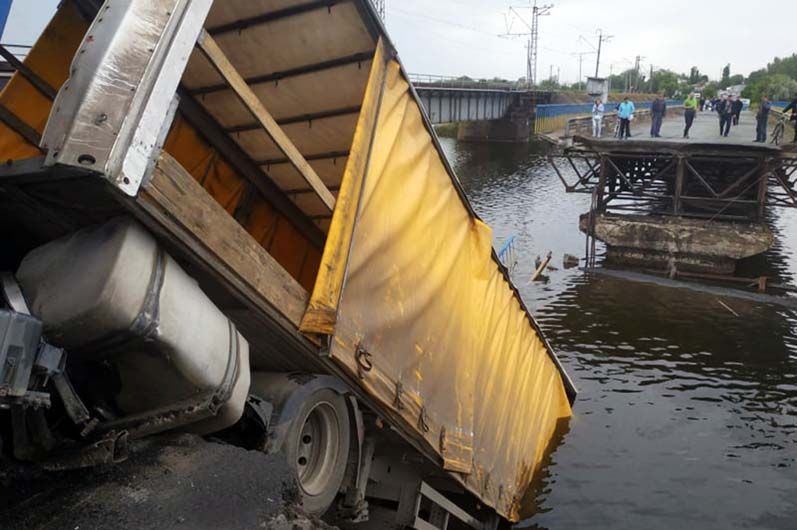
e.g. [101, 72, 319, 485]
[0, 0, 575, 522]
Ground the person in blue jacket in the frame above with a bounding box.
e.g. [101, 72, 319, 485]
[617, 96, 635, 139]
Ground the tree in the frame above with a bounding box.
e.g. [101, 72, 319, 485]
[649, 70, 679, 96]
[744, 74, 797, 102]
[725, 74, 744, 87]
[702, 82, 719, 99]
[538, 78, 561, 90]
[688, 66, 701, 84]
[767, 54, 797, 79]
[721, 64, 731, 85]
[608, 68, 636, 93]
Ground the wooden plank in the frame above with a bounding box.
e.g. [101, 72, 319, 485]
[140, 152, 309, 327]
[196, 29, 337, 211]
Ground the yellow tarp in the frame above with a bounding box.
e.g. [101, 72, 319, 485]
[307, 60, 573, 521]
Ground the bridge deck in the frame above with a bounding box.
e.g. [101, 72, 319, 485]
[596, 109, 760, 145]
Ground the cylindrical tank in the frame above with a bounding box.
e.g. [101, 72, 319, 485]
[16, 217, 250, 434]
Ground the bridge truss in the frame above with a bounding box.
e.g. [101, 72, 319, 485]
[549, 137, 797, 223]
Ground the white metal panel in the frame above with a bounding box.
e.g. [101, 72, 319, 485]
[41, 0, 214, 196]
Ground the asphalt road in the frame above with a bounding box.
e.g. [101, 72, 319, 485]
[648, 109, 760, 144]
[0, 435, 335, 530]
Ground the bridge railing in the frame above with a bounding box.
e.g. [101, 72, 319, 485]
[534, 100, 681, 135]
[409, 73, 528, 91]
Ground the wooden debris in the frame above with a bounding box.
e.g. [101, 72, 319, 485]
[717, 299, 740, 317]
[529, 251, 553, 283]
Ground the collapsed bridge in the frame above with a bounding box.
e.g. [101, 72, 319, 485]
[550, 135, 797, 274]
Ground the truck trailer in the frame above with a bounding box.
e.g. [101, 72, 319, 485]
[0, 1, 576, 527]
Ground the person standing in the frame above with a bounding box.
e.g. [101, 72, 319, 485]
[754, 96, 771, 143]
[783, 95, 797, 143]
[592, 98, 605, 137]
[617, 96, 635, 139]
[650, 93, 666, 137]
[732, 96, 743, 125]
[683, 93, 698, 138]
[718, 95, 733, 137]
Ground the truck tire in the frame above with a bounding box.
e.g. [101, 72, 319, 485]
[282, 388, 350, 516]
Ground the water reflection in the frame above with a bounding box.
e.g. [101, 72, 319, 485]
[439, 138, 797, 530]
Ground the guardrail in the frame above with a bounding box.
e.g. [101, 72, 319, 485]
[534, 100, 681, 135]
[409, 73, 529, 91]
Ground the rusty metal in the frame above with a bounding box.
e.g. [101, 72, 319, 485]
[549, 136, 797, 223]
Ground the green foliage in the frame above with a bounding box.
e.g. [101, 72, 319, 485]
[739, 53, 797, 102]
[702, 82, 719, 99]
[538, 79, 561, 90]
[725, 74, 744, 87]
[721, 64, 731, 84]
[767, 54, 797, 79]
[649, 70, 679, 96]
[688, 66, 701, 84]
[744, 74, 797, 101]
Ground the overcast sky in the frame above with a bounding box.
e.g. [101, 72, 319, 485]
[4, 0, 795, 84]
[386, 0, 796, 83]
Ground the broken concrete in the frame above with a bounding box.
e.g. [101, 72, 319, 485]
[0, 434, 336, 530]
[580, 213, 774, 273]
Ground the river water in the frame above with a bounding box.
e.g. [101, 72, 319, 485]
[438, 138, 797, 530]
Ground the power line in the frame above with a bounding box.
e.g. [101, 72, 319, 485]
[390, 6, 499, 37]
[502, 1, 553, 86]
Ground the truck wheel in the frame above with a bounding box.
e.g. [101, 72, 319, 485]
[283, 389, 350, 516]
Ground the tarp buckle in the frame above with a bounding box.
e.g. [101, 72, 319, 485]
[393, 381, 404, 411]
[355, 341, 373, 379]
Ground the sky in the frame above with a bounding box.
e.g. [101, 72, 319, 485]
[385, 0, 797, 84]
[3, 0, 795, 85]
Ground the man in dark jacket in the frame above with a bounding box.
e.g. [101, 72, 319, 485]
[718, 96, 733, 137]
[732, 97, 743, 125]
[755, 96, 771, 143]
[650, 93, 667, 137]
[784, 96, 797, 143]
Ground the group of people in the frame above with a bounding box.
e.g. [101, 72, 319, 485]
[590, 94, 672, 139]
[590, 97, 636, 138]
[589, 92, 797, 143]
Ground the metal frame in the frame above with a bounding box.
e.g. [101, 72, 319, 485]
[394, 481, 490, 530]
[41, 0, 214, 196]
[549, 137, 796, 223]
[190, 51, 373, 96]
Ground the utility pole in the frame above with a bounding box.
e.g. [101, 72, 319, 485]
[503, 1, 553, 86]
[571, 51, 596, 89]
[631, 55, 646, 92]
[594, 29, 614, 77]
[371, 0, 385, 21]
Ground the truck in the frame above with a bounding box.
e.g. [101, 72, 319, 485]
[0, 1, 576, 527]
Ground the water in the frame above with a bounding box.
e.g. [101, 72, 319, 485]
[438, 138, 797, 530]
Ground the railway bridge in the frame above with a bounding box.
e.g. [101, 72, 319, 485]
[409, 74, 553, 142]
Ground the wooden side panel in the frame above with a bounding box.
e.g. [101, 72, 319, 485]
[140, 152, 309, 326]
